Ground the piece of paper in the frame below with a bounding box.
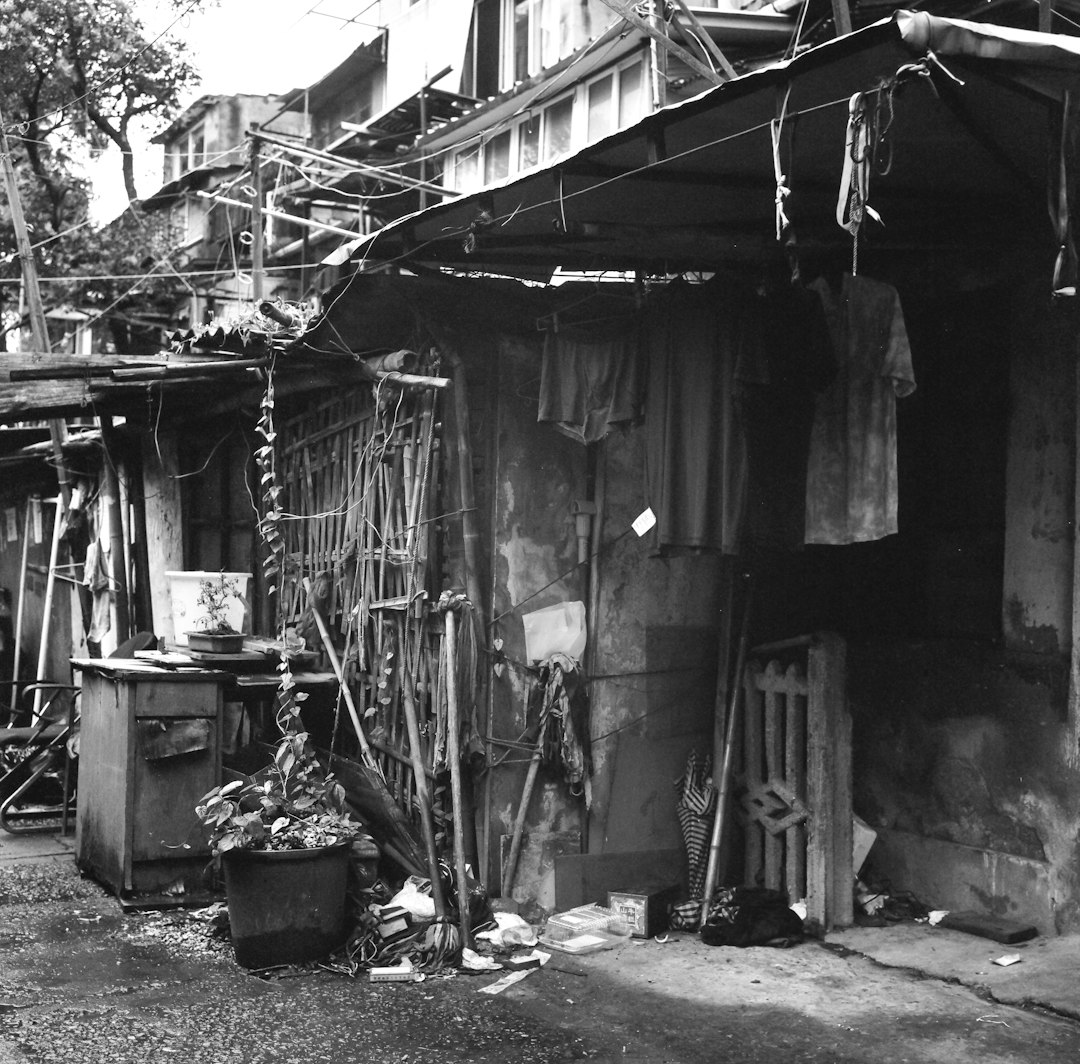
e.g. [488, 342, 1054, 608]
[477, 969, 534, 995]
[992, 953, 1022, 967]
[4, 508, 16, 542]
[632, 507, 656, 537]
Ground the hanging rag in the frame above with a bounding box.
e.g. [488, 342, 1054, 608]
[83, 539, 111, 642]
[739, 282, 836, 552]
[532, 651, 591, 808]
[644, 277, 766, 555]
[538, 329, 643, 444]
[804, 273, 915, 545]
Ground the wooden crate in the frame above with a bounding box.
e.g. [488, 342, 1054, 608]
[75, 664, 224, 897]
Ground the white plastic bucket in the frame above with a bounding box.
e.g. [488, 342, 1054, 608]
[165, 571, 251, 647]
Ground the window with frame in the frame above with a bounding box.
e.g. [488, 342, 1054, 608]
[441, 56, 645, 194]
[501, 0, 614, 88]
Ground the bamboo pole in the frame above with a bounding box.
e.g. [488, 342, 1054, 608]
[9, 503, 32, 720]
[250, 136, 264, 303]
[402, 666, 448, 917]
[304, 577, 379, 771]
[444, 603, 472, 947]
[700, 573, 754, 928]
[501, 710, 549, 898]
[99, 416, 131, 644]
[32, 498, 63, 722]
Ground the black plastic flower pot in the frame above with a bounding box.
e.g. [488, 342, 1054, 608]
[221, 841, 350, 969]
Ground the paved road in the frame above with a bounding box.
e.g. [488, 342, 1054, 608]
[0, 862, 1078, 1063]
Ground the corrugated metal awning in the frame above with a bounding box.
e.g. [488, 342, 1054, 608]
[327, 12, 1080, 279]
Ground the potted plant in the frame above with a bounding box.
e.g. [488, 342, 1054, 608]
[195, 712, 363, 968]
[186, 573, 246, 653]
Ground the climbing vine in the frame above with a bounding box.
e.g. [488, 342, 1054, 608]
[254, 355, 305, 735]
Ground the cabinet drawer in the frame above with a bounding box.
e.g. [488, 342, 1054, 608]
[132, 680, 220, 718]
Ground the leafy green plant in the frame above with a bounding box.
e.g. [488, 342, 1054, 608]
[195, 730, 359, 855]
[196, 353, 362, 856]
[194, 573, 243, 634]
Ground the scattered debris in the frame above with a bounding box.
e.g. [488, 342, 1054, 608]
[992, 953, 1023, 967]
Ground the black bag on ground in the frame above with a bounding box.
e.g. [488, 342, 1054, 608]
[700, 886, 803, 948]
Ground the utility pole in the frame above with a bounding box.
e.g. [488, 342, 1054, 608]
[0, 104, 71, 508]
[250, 133, 264, 303]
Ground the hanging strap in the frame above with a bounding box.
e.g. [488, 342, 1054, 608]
[771, 84, 794, 242]
[1052, 90, 1078, 298]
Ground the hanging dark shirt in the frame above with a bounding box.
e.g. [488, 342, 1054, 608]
[644, 278, 761, 555]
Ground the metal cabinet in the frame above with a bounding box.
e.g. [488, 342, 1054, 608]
[74, 662, 225, 897]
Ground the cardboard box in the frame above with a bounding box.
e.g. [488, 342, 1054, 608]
[607, 884, 681, 939]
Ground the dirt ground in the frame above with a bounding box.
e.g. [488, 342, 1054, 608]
[1, 856, 1079, 1064]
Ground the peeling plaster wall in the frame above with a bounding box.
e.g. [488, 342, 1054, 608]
[587, 425, 723, 859]
[851, 284, 1080, 935]
[851, 640, 1080, 933]
[487, 351, 723, 914]
[486, 343, 589, 912]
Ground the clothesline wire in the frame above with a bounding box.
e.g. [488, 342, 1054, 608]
[350, 90, 862, 279]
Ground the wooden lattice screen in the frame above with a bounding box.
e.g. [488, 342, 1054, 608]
[735, 632, 852, 933]
[276, 384, 451, 823]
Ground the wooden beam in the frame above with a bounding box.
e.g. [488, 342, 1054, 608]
[596, 0, 725, 88]
[0, 106, 72, 507]
[831, 0, 853, 36]
[670, 0, 737, 80]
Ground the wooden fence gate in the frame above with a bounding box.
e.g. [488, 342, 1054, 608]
[734, 632, 852, 933]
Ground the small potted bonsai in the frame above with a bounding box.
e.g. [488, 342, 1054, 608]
[195, 692, 363, 968]
[186, 572, 246, 653]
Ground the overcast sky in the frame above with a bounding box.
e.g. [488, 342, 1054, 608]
[91, 0, 375, 218]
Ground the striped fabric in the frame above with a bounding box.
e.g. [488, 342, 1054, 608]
[675, 751, 717, 901]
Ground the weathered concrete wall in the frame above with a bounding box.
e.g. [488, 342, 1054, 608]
[852, 286, 1080, 935]
[486, 342, 589, 913]
[486, 351, 724, 914]
[850, 639, 1080, 933]
[1002, 283, 1075, 655]
[588, 424, 723, 859]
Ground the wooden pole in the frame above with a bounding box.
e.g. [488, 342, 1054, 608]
[444, 606, 472, 947]
[502, 709, 549, 897]
[418, 87, 429, 211]
[445, 353, 483, 619]
[0, 105, 71, 509]
[98, 416, 131, 645]
[402, 668, 449, 916]
[304, 577, 379, 769]
[830, 0, 853, 37]
[700, 572, 754, 928]
[596, 0, 723, 91]
[250, 134, 264, 303]
[9, 504, 32, 717]
[32, 497, 63, 722]
[670, 0, 737, 80]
